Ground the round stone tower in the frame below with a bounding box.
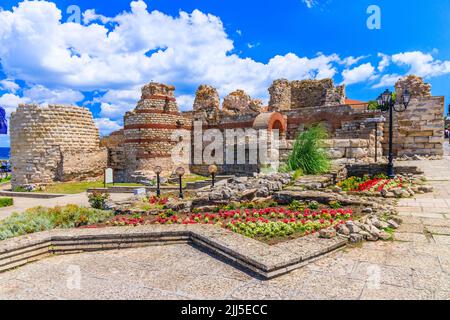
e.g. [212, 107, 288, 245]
[123, 82, 190, 180]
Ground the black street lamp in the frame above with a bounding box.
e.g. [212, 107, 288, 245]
[208, 164, 218, 187]
[154, 166, 162, 198]
[376, 88, 411, 178]
[175, 167, 185, 199]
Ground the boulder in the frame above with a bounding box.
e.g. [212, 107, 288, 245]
[337, 224, 350, 236]
[387, 219, 399, 229]
[319, 228, 337, 239]
[349, 233, 364, 243]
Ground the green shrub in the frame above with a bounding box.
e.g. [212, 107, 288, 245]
[88, 191, 110, 209]
[288, 200, 305, 211]
[0, 205, 113, 241]
[0, 197, 13, 208]
[12, 186, 29, 192]
[285, 125, 330, 175]
[329, 201, 342, 209]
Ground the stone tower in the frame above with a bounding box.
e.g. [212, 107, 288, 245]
[123, 82, 190, 180]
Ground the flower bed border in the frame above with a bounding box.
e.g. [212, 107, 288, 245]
[0, 224, 346, 279]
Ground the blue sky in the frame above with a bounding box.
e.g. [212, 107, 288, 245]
[0, 0, 449, 146]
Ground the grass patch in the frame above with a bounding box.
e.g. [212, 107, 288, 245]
[0, 175, 11, 184]
[0, 204, 113, 240]
[35, 181, 144, 194]
[167, 174, 210, 187]
[284, 124, 330, 175]
[0, 197, 13, 208]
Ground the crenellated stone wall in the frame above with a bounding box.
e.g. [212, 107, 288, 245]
[10, 104, 107, 188]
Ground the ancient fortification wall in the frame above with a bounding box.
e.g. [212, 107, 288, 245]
[382, 76, 444, 156]
[10, 104, 106, 188]
[268, 78, 346, 111]
[100, 75, 444, 180]
[122, 83, 191, 181]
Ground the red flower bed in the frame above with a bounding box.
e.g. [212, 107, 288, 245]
[149, 196, 168, 206]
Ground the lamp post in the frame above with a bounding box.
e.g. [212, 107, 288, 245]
[175, 167, 185, 199]
[154, 166, 162, 198]
[376, 88, 411, 178]
[208, 164, 218, 187]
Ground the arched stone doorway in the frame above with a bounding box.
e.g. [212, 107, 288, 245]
[252, 112, 287, 138]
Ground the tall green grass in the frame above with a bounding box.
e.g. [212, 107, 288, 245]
[285, 125, 330, 175]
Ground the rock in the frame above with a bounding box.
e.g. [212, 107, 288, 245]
[381, 189, 395, 198]
[319, 228, 337, 239]
[369, 225, 381, 237]
[362, 207, 373, 214]
[387, 219, 399, 229]
[379, 231, 391, 241]
[240, 188, 258, 201]
[418, 185, 433, 193]
[372, 219, 389, 229]
[390, 216, 403, 224]
[256, 187, 270, 198]
[337, 224, 350, 236]
[165, 200, 192, 212]
[359, 230, 371, 239]
[349, 233, 364, 243]
[346, 221, 361, 234]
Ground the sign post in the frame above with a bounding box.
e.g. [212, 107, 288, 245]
[104, 168, 113, 188]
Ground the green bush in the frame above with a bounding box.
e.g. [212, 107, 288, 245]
[0, 204, 113, 241]
[0, 197, 13, 208]
[88, 191, 110, 209]
[285, 124, 331, 175]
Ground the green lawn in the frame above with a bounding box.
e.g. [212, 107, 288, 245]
[166, 173, 209, 187]
[36, 181, 144, 194]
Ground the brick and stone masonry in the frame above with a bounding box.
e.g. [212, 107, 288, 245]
[10, 75, 443, 187]
[122, 82, 192, 180]
[10, 104, 107, 188]
[383, 76, 444, 156]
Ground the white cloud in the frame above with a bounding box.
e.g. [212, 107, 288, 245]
[83, 9, 112, 25]
[341, 63, 375, 85]
[340, 55, 369, 67]
[94, 117, 122, 136]
[391, 51, 450, 78]
[0, 79, 19, 93]
[377, 53, 390, 72]
[176, 94, 196, 112]
[22, 85, 84, 105]
[0, 93, 29, 116]
[0, 0, 342, 101]
[301, 0, 318, 8]
[372, 74, 401, 89]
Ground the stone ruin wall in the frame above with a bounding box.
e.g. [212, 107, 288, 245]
[269, 78, 346, 111]
[189, 86, 267, 176]
[121, 83, 192, 181]
[10, 104, 107, 188]
[100, 129, 126, 181]
[382, 76, 444, 157]
[279, 105, 383, 162]
[102, 75, 444, 181]
[267, 78, 382, 162]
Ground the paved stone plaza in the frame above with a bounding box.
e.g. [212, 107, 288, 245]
[0, 155, 449, 300]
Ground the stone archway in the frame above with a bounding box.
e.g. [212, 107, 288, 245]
[252, 112, 287, 136]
